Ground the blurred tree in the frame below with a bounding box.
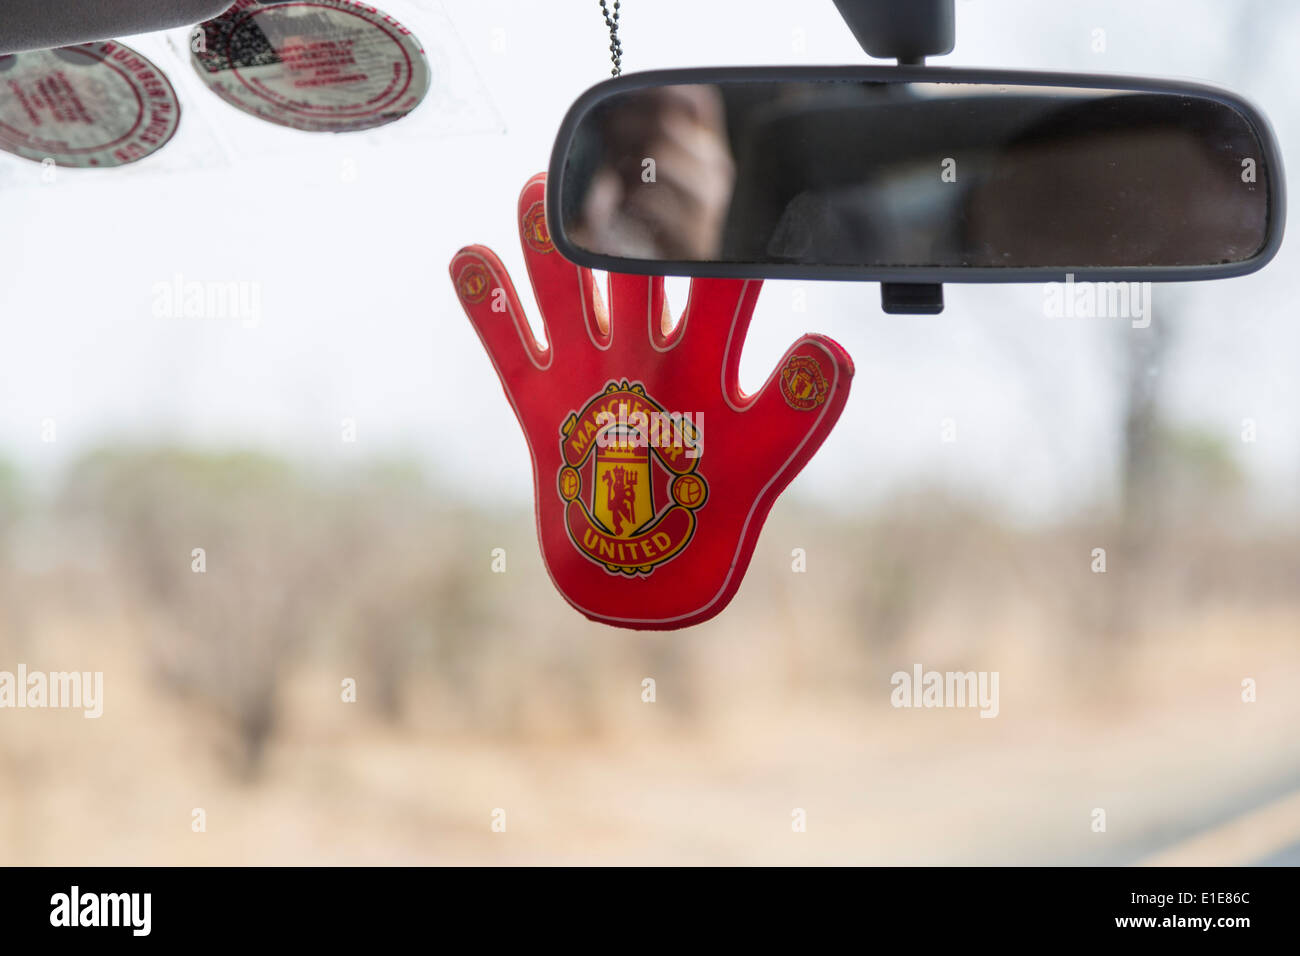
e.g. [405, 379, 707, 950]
[0, 456, 20, 544]
[1118, 296, 1172, 537]
[0, 456, 21, 650]
[60, 448, 337, 779]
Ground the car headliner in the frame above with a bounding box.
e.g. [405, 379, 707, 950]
[0, 1, 231, 55]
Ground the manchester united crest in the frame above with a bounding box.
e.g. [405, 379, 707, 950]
[556, 381, 707, 576]
[779, 354, 830, 411]
[456, 261, 491, 304]
[522, 201, 553, 254]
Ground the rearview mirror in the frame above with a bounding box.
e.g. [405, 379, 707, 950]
[547, 67, 1285, 284]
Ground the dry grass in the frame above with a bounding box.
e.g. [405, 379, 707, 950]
[0, 449, 1297, 864]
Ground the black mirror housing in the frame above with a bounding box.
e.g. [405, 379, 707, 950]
[547, 65, 1286, 286]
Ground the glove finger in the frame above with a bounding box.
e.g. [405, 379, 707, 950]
[607, 272, 668, 355]
[449, 244, 549, 383]
[516, 173, 609, 351]
[678, 278, 762, 392]
[740, 333, 854, 473]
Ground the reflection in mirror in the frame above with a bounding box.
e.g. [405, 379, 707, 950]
[557, 81, 1271, 269]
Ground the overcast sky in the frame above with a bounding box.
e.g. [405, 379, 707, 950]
[0, 0, 1296, 522]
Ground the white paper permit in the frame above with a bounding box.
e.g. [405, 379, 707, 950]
[191, 0, 433, 133]
[0, 42, 182, 168]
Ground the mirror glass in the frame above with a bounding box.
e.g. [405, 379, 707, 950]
[554, 79, 1273, 270]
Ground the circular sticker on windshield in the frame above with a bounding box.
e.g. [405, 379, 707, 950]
[192, 0, 431, 133]
[0, 42, 181, 168]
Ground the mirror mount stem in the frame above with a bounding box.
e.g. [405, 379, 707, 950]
[832, 0, 955, 66]
[881, 283, 944, 315]
[834, 1, 956, 312]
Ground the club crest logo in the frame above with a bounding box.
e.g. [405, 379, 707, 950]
[456, 261, 491, 303]
[779, 354, 830, 411]
[556, 380, 707, 576]
[522, 201, 553, 254]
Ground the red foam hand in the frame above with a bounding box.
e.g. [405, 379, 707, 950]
[449, 174, 854, 630]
